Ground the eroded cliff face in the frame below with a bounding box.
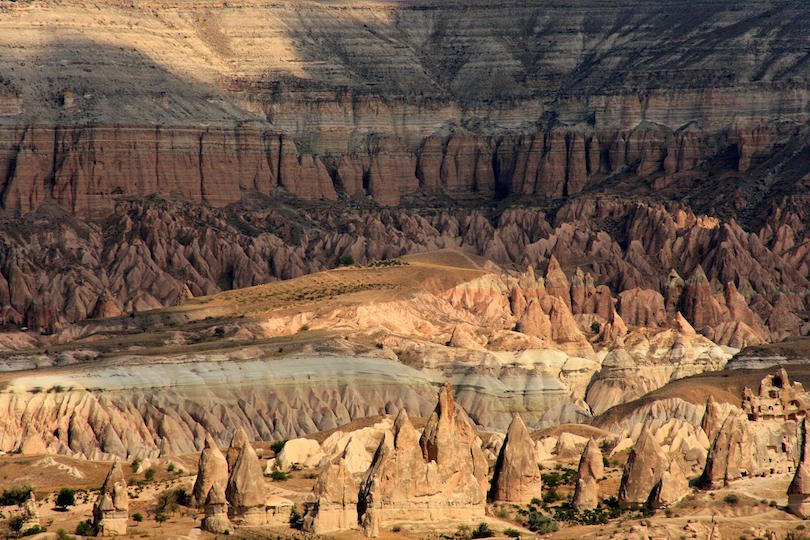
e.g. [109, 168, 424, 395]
[1, 1, 810, 216]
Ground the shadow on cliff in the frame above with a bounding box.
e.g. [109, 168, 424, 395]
[15, 36, 261, 125]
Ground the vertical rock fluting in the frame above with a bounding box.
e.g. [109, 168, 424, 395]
[699, 413, 754, 489]
[489, 414, 543, 503]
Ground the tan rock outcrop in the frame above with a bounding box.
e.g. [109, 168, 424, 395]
[701, 394, 725, 443]
[20, 492, 40, 532]
[225, 440, 266, 526]
[226, 427, 249, 471]
[358, 385, 487, 537]
[544, 255, 571, 310]
[201, 483, 232, 534]
[649, 460, 690, 508]
[489, 414, 543, 503]
[699, 413, 754, 489]
[618, 428, 667, 506]
[192, 433, 229, 506]
[572, 439, 603, 510]
[304, 456, 359, 534]
[93, 461, 129, 536]
[277, 438, 325, 471]
[788, 418, 810, 518]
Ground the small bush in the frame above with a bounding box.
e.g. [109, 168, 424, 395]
[456, 524, 471, 540]
[503, 528, 520, 538]
[590, 321, 600, 333]
[602, 456, 610, 468]
[529, 497, 541, 506]
[270, 440, 286, 454]
[339, 255, 355, 266]
[723, 493, 739, 505]
[155, 488, 190, 514]
[289, 507, 303, 530]
[133, 512, 143, 522]
[391, 525, 402, 532]
[56, 529, 76, 540]
[144, 468, 155, 481]
[131, 459, 141, 473]
[166, 463, 175, 473]
[270, 470, 288, 481]
[21, 524, 42, 536]
[56, 487, 76, 509]
[155, 513, 168, 524]
[0, 486, 33, 506]
[526, 510, 558, 534]
[75, 519, 97, 536]
[471, 522, 493, 539]
[8, 514, 25, 532]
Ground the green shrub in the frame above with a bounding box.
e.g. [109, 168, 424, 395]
[723, 493, 739, 505]
[503, 528, 520, 538]
[0, 486, 33, 506]
[166, 463, 175, 473]
[8, 514, 25, 532]
[75, 519, 97, 536]
[21, 524, 42, 536]
[270, 470, 288, 481]
[144, 468, 155, 481]
[56, 529, 76, 540]
[526, 510, 558, 534]
[155, 488, 190, 514]
[56, 488, 76, 509]
[590, 321, 600, 333]
[471, 522, 493, 539]
[133, 512, 143, 522]
[270, 440, 286, 454]
[339, 255, 355, 266]
[155, 513, 168, 524]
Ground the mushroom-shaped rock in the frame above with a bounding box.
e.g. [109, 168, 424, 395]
[226, 427, 249, 471]
[648, 460, 690, 508]
[788, 418, 810, 518]
[93, 461, 129, 536]
[489, 414, 543, 503]
[572, 439, 603, 510]
[201, 483, 231, 534]
[618, 428, 667, 506]
[226, 441, 266, 526]
[192, 432, 229, 506]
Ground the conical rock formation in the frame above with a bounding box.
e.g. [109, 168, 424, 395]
[226, 440, 266, 526]
[304, 456, 359, 533]
[700, 413, 753, 489]
[788, 418, 810, 518]
[618, 428, 667, 506]
[358, 385, 487, 537]
[93, 461, 129, 536]
[192, 432, 229, 506]
[490, 414, 543, 503]
[572, 439, 603, 510]
[226, 427, 249, 471]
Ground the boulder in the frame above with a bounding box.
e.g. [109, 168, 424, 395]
[489, 414, 543, 503]
[618, 428, 667, 506]
[572, 439, 603, 510]
[226, 441, 266, 526]
[201, 483, 232, 534]
[277, 438, 326, 471]
[192, 432, 229, 506]
[93, 461, 129, 536]
[788, 418, 810, 518]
